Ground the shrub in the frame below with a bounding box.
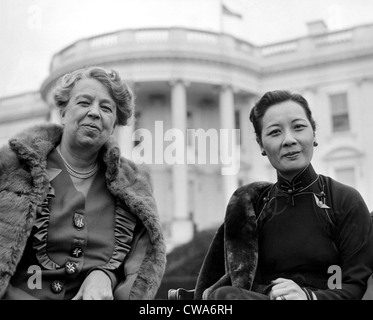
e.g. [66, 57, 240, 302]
[155, 227, 218, 299]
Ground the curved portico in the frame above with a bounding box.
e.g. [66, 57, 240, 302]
[40, 27, 259, 248]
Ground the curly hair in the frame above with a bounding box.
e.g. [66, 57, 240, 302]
[53, 66, 135, 126]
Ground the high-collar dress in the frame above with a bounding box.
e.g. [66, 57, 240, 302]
[255, 164, 373, 299]
[195, 164, 373, 300]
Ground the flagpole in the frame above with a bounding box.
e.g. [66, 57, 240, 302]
[220, 1, 243, 35]
[219, 0, 224, 34]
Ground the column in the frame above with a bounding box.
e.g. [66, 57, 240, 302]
[49, 107, 61, 124]
[219, 85, 238, 207]
[239, 95, 255, 158]
[170, 80, 194, 245]
[357, 78, 373, 210]
[47, 93, 61, 124]
[238, 94, 256, 182]
[115, 118, 134, 159]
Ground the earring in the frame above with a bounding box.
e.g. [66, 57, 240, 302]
[261, 151, 267, 156]
[313, 141, 318, 147]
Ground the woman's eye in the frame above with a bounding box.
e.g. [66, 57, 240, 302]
[269, 129, 280, 136]
[78, 101, 89, 106]
[294, 124, 305, 130]
[102, 105, 113, 112]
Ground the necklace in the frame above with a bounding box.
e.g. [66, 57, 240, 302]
[56, 146, 99, 179]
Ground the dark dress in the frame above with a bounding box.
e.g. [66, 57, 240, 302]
[211, 164, 373, 300]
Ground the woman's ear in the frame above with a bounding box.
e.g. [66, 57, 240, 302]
[111, 120, 118, 135]
[256, 137, 265, 154]
[60, 109, 66, 125]
[313, 133, 318, 147]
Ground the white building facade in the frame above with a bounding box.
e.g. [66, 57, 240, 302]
[1, 22, 373, 249]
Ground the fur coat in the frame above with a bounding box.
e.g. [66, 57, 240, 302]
[194, 181, 272, 300]
[0, 123, 166, 300]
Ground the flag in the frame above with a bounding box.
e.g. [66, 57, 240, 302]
[221, 3, 242, 19]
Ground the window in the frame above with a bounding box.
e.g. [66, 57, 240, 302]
[133, 111, 141, 147]
[234, 110, 241, 145]
[335, 167, 356, 189]
[188, 180, 195, 223]
[330, 92, 350, 132]
[187, 111, 193, 147]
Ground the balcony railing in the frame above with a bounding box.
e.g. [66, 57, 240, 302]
[313, 30, 353, 46]
[50, 28, 256, 71]
[0, 92, 48, 123]
[49, 24, 373, 73]
[0, 92, 41, 106]
[261, 41, 298, 56]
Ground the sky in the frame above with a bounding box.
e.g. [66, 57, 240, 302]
[1, 0, 373, 98]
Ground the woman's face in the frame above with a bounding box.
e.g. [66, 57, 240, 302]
[61, 78, 117, 151]
[260, 100, 315, 181]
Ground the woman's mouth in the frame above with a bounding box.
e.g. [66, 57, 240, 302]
[283, 151, 300, 159]
[82, 123, 100, 131]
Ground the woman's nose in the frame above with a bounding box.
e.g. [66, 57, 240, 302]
[282, 130, 297, 146]
[87, 102, 101, 119]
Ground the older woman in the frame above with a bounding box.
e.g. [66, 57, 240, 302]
[195, 90, 373, 300]
[0, 66, 166, 300]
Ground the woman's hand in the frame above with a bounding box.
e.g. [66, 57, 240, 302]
[72, 270, 113, 300]
[269, 278, 308, 300]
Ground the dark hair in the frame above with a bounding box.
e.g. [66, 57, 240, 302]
[249, 90, 316, 145]
[53, 66, 135, 126]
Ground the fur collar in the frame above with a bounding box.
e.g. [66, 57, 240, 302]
[194, 181, 272, 299]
